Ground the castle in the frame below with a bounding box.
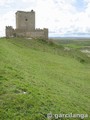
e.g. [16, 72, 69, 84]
[6, 10, 48, 39]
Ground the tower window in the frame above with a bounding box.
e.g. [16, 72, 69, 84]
[25, 18, 28, 21]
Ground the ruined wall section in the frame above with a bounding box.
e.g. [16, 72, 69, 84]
[6, 26, 15, 38]
[6, 27, 48, 39]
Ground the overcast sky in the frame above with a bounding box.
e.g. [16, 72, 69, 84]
[0, 0, 90, 37]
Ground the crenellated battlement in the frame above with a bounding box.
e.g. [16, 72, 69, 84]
[6, 26, 13, 29]
[16, 10, 35, 14]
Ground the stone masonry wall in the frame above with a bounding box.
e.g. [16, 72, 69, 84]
[16, 10, 35, 31]
[15, 28, 48, 39]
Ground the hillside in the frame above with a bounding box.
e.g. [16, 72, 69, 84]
[0, 38, 90, 120]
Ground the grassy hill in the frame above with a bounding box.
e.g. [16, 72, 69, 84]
[0, 38, 90, 120]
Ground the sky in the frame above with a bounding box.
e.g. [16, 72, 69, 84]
[0, 0, 90, 37]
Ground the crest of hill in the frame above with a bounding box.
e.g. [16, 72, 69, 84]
[2, 37, 90, 64]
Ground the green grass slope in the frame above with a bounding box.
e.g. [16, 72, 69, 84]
[0, 38, 90, 120]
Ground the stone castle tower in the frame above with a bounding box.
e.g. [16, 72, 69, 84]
[6, 10, 48, 39]
[16, 10, 35, 31]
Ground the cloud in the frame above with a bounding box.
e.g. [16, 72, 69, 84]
[35, 0, 78, 33]
[36, 0, 90, 35]
[21, 0, 37, 8]
[22, 0, 36, 3]
[0, 0, 14, 6]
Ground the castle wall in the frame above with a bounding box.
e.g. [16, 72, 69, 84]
[16, 10, 35, 31]
[26, 29, 48, 39]
[15, 28, 48, 39]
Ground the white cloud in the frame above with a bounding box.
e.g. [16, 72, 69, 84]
[35, 0, 90, 35]
[22, 0, 36, 2]
[22, 0, 37, 6]
[35, 0, 79, 33]
[0, 0, 14, 6]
